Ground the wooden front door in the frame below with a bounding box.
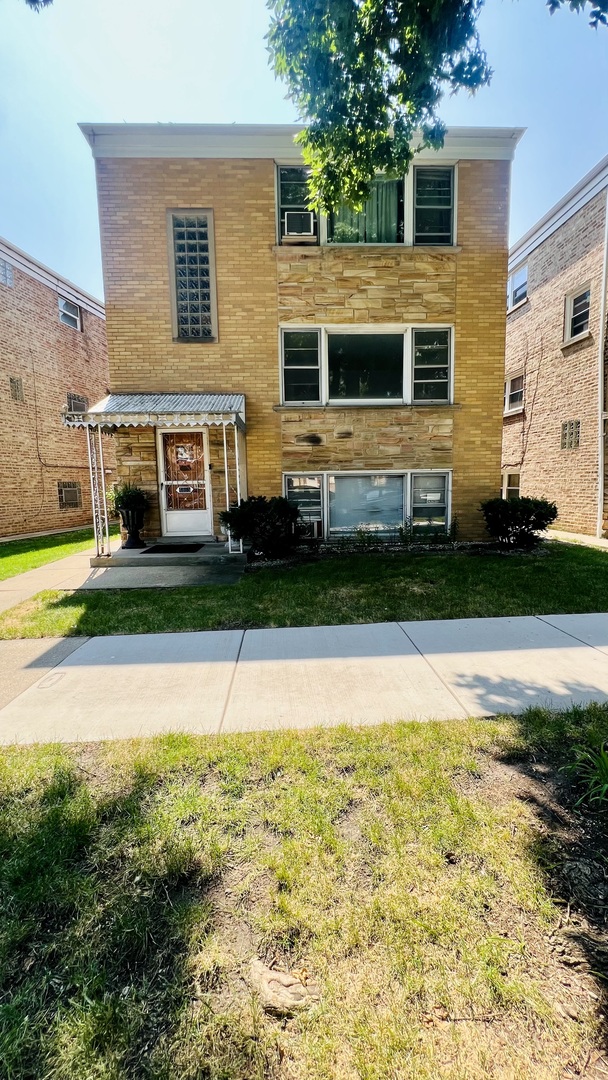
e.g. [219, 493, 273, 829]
[158, 430, 212, 536]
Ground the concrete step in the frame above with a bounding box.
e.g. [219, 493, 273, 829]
[91, 551, 247, 568]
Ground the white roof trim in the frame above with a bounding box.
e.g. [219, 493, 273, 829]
[510, 154, 608, 270]
[0, 236, 105, 318]
[79, 123, 524, 163]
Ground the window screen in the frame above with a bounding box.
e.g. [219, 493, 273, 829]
[413, 329, 450, 402]
[414, 168, 454, 245]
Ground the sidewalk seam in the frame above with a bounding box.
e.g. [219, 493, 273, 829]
[217, 630, 246, 734]
[534, 615, 608, 658]
[395, 622, 470, 719]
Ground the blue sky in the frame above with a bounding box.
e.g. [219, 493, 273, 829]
[0, 0, 606, 299]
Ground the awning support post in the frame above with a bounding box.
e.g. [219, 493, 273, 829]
[234, 421, 243, 554]
[222, 421, 232, 553]
[86, 424, 109, 557]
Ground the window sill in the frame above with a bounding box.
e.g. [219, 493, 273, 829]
[503, 406, 525, 418]
[561, 330, 592, 349]
[171, 337, 218, 344]
[273, 244, 462, 255]
[274, 402, 460, 412]
[507, 298, 529, 315]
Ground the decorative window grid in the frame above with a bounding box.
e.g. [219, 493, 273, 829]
[0, 258, 14, 288]
[67, 392, 88, 413]
[57, 480, 82, 510]
[171, 212, 218, 340]
[9, 376, 24, 403]
[561, 420, 580, 450]
[59, 297, 81, 330]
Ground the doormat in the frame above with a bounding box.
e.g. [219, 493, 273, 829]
[142, 543, 203, 554]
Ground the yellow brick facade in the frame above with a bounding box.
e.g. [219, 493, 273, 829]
[95, 143, 511, 540]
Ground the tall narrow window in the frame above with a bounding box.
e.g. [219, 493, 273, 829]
[285, 476, 323, 523]
[9, 376, 24, 402]
[58, 297, 81, 330]
[411, 474, 448, 531]
[282, 330, 321, 403]
[328, 179, 404, 244]
[0, 258, 14, 287]
[507, 265, 528, 309]
[502, 473, 520, 500]
[278, 167, 317, 242]
[171, 212, 218, 340]
[412, 329, 450, 402]
[504, 374, 524, 414]
[565, 288, 590, 341]
[414, 168, 454, 245]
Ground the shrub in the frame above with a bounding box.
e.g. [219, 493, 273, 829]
[564, 743, 608, 809]
[219, 495, 302, 558]
[480, 496, 557, 548]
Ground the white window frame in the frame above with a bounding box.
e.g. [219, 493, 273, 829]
[167, 209, 219, 343]
[283, 469, 452, 540]
[564, 285, 591, 343]
[503, 372, 524, 416]
[58, 297, 81, 331]
[501, 472, 520, 500]
[279, 324, 454, 407]
[278, 164, 458, 248]
[507, 264, 528, 311]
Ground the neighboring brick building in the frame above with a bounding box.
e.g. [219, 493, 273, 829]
[69, 123, 521, 546]
[503, 156, 608, 535]
[0, 237, 112, 539]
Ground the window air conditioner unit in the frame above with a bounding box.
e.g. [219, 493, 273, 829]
[284, 211, 315, 237]
[300, 519, 323, 539]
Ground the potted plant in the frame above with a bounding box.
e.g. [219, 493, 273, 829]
[111, 484, 150, 549]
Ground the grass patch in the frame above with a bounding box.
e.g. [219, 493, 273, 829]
[1, 708, 607, 1078]
[0, 527, 119, 582]
[2, 541, 608, 638]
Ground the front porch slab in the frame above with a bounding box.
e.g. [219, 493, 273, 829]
[77, 563, 245, 589]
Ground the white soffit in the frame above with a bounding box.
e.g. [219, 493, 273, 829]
[79, 123, 524, 164]
[510, 153, 608, 270]
[0, 235, 105, 318]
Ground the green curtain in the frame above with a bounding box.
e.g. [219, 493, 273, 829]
[329, 180, 401, 243]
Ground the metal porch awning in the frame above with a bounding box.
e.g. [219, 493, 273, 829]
[62, 392, 246, 432]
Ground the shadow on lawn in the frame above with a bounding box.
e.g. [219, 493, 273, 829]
[0, 764, 270, 1079]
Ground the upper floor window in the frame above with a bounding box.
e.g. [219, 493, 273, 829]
[278, 167, 318, 243]
[413, 167, 454, 246]
[281, 326, 452, 406]
[504, 373, 524, 414]
[0, 258, 14, 287]
[507, 265, 528, 310]
[565, 287, 590, 342]
[278, 166, 455, 247]
[66, 392, 88, 414]
[58, 297, 81, 331]
[169, 211, 218, 341]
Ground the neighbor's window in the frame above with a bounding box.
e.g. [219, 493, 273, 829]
[282, 329, 321, 403]
[414, 167, 454, 245]
[504, 373, 524, 414]
[278, 167, 318, 242]
[285, 475, 323, 522]
[58, 297, 81, 331]
[9, 376, 24, 403]
[329, 474, 404, 534]
[66, 392, 88, 413]
[565, 288, 591, 341]
[413, 329, 451, 402]
[561, 420, 581, 449]
[328, 333, 403, 401]
[58, 481, 82, 510]
[502, 472, 520, 500]
[170, 212, 218, 340]
[0, 258, 14, 287]
[411, 473, 448, 531]
[507, 265, 528, 309]
[327, 178, 404, 244]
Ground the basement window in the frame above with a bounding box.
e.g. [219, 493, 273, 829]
[58, 481, 82, 510]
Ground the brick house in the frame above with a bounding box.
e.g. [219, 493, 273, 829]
[0, 236, 113, 539]
[503, 156, 608, 536]
[68, 123, 522, 551]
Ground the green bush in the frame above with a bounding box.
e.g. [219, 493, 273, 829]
[480, 496, 557, 548]
[564, 743, 608, 809]
[219, 495, 302, 558]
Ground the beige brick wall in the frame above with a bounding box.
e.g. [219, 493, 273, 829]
[98, 155, 510, 540]
[503, 191, 607, 535]
[0, 264, 113, 539]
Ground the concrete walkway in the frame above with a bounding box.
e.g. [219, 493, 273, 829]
[3, 613, 608, 744]
[0, 548, 108, 614]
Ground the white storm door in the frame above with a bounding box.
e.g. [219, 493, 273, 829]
[158, 429, 212, 536]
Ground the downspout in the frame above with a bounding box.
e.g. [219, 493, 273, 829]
[596, 186, 608, 537]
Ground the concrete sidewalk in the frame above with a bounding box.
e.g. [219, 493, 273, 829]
[3, 613, 608, 744]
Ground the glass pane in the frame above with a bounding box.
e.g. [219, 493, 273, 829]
[415, 168, 453, 207]
[511, 265, 528, 305]
[570, 290, 590, 337]
[286, 476, 323, 522]
[328, 334, 403, 399]
[284, 368, 321, 402]
[414, 207, 453, 244]
[412, 474, 447, 529]
[413, 330, 450, 401]
[328, 179, 404, 244]
[329, 475, 404, 534]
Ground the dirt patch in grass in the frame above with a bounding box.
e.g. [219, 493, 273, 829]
[2, 715, 608, 1078]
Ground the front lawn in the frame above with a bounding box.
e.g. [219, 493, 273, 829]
[1, 541, 608, 638]
[0, 526, 119, 582]
[1, 708, 607, 1079]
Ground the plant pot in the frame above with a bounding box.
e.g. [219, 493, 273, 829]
[118, 506, 146, 549]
